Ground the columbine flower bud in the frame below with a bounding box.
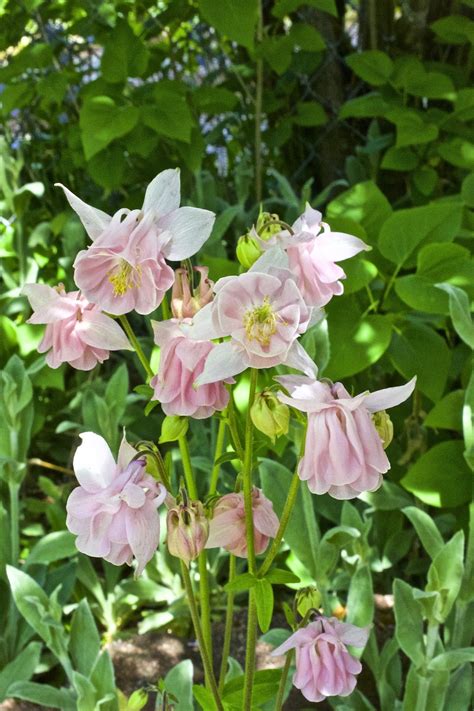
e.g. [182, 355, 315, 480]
[236, 229, 262, 269]
[251, 390, 290, 443]
[171, 266, 214, 319]
[166, 500, 209, 565]
[296, 586, 322, 617]
[371, 411, 394, 449]
[255, 210, 282, 241]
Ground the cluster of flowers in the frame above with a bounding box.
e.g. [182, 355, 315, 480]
[24, 169, 415, 703]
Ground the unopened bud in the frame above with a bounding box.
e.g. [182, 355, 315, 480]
[236, 230, 262, 269]
[166, 500, 209, 565]
[372, 410, 393, 449]
[171, 266, 214, 319]
[296, 586, 322, 617]
[256, 210, 282, 241]
[251, 391, 289, 443]
[159, 415, 189, 444]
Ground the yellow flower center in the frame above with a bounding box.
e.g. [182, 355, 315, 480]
[244, 297, 277, 346]
[108, 260, 141, 297]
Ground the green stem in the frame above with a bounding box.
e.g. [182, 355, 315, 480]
[254, 0, 263, 204]
[415, 623, 439, 711]
[178, 436, 213, 673]
[242, 369, 258, 710]
[161, 296, 171, 320]
[243, 591, 259, 711]
[227, 395, 245, 461]
[258, 471, 300, 578]
[180, 562, 224, 711]
[9, 482, 20, 563]
[209, 415, 227, 496]
[275, 648, 294, 711]
[119, 315, 154, 380]
[218, 554, 236, 693]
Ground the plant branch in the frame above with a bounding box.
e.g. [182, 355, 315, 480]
[119, 315, 154, 380]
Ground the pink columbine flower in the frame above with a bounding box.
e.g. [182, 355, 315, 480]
[56, 169, 215, 315]
[189, 261, 316, 385]
[171, 266, 214, 319]
[66, 432, 167, 576]
[271, 617, 370, 703]
[206, 488, 279, 558]
[22, 283, 132, 370]
[277, 375, 416, 499]
[150, 320, 231, 419]
[260, 204, 369, 308]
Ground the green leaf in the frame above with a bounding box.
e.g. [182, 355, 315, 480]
[438, 138, 474, 170]
[464, 370, 474, 471]
[381, 146, 419, 171]
[444, 663, 473, 711]
[378, 202, 462, 267]
[359, 480, 413, 510]
[389, 322, 450, 402]
[426, 530, 465, 622]
[254, 579, 274, 633]
[193, 86, 238, 113]
[265, 569, 300, 585]
[80, 97, 139, 160]
[0, 642, 41, 702]
[340, 93, 390, 119]
[69, 599, 101, 677]
[401, 441, 471, 508]
[105, 363, 129, 419]
[6, 681, 75, 710]
[27, 531, 77, 565]
[223, 669, 283, 706]
[402, 507, 444, 559]
[198, 0, 258, 49]
[259, 459, 320, 580]
[436, 284, 474, 349]
[326, 180, 392, 242]
[272, 0, 337, 17]
[424, 391, 464, 431]
[289, 23, 326, 52]
[342, 257, 378, 295]
[224, 573, 257, 593]
[142, 84, 195, 143]
[89, 650, 117, 704]
[294, 101, 327, 126]
[461, 172, 474, 207]
[431, 15, 474, 44]
[429, 648, 474, 671]
[260, 35, 293, 74]
[326, 300, 392, 379]
[412, 167, 437, 196]
[193, 685, 217, 711]
[346, 565, 374, 628]
[386, 108, 438, 148]
[346, 50, 394, 85]
[164, 660, 194, 711]
[393, 579, 425, 667]
[101, 21, 149, 83]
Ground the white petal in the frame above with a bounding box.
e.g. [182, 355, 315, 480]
[317, 231, 370, 262]
[55, 184, 111, 240]
[194, 342, 248, 386]
[282, 341, 318, 378]
[250, 246, 289, 273]
[187, 303, 223, 341]
[142, 168, 181, 217]
[73, 433, 116, 492]
[160, 207, 216, 261]
[117, 430, 138, 469]
[364, 376, 417, 413]
[77, 311, 133, 351]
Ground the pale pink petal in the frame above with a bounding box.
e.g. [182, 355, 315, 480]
[316, 231, 370, 262]
[121, 482, 146, 509]
[125, 500, 160, 576]
[363, 376, 416, 413]
[77, 310, 132, 351]
[334, 621, 370, 648]
[73, 433, 117, 492]
[55, 183, 111, 240]
[282, 341, 318, 378]
[117, 432, 138, 470]
[194, 342, 248, 386]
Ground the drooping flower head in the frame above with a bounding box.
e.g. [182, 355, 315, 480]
[22, 283, 132, 370]
[271, 617, 370, 703]
[171, 266, 214, 319]
[66, 432, 167, 575]
[167, 499, 209, 565]
[189, 256, 317, 386]
[278, 375, 416, 499]
[150, 319, 231, 419]
[206, 488, 279, 558]
[56, 169, 215, 315]
[259, 204, 369, 308]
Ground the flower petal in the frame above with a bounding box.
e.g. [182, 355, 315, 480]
[316, 231, 370, 262]
[23, 284, 78, 323]
[363, 376, 416, 413]
[117, 431, 138, 470]
[55, 183, 111, 240]
[160, 207, 216, 261]
[73, 432, 117, 492]
[282, 341, 318, 378]
[142, 168, 181, 216]
[77, 311, 133, 351]
[194, 342, 248, 386]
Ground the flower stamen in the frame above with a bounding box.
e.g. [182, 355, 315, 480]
[109, 260, 142, 297]
[244, 297, 278, 346]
